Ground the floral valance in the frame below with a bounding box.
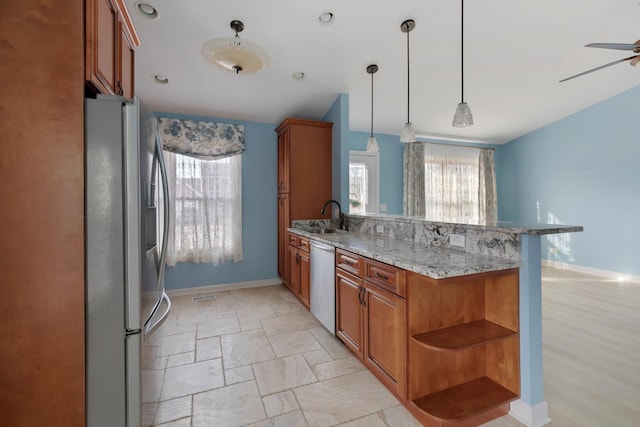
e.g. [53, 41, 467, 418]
[157, 117, 245, 160]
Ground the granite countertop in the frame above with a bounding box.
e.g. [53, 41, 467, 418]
[347, 213, 584, 236]
[289, 228, 521, 279]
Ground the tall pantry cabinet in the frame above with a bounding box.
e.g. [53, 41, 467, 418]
[276, 119, 333, 287]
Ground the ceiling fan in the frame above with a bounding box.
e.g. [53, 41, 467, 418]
[559, 39, 640, 82]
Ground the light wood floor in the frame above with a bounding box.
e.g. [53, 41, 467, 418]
[542, 267, 640, 426]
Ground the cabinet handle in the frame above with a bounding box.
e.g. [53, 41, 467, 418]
[373, 271, 389, 280]
[344, 259, 354, 266]
[361, 287, 366, 307]
[357, 286, 362, 305]
[116, 81, 124, 96]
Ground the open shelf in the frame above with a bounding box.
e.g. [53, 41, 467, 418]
[412, 319, 516, 352]
[412, 376, 517, 422]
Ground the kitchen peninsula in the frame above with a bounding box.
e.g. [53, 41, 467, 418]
[290, 213, 583, 427]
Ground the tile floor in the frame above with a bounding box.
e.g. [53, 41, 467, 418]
[142, 284, 525, 427]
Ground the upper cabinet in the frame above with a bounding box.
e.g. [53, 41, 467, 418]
[85, 0, 139, 98]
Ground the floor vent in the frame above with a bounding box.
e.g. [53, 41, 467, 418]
[192, 295, 217, 302]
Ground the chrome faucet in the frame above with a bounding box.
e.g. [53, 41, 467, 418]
[321, 199, 346, 230]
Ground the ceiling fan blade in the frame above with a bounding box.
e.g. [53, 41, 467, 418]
[559, 55, 636, 82]
[585, 43, 640, 51]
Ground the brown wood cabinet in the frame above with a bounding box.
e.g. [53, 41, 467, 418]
[85, 0, 139, 97]
[405, 269, 520, 427]
[335, 249, 407, 400]
[276, 119, 333, 284]
[287, 233, 311, 309]
[336, 269, 364, 358]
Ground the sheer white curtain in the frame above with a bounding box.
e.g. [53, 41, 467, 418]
[162, 151, 243, 266]
[423, 143, 497, 223]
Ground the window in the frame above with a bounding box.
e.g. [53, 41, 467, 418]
[349, 150, 379, 214]
[423, 143, 496, 224]
[163, 151, 243, 266]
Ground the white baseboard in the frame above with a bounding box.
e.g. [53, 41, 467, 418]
[166, 278, 283, 297]
[509, 400, 551, 427]
[542, 260, 640, 284]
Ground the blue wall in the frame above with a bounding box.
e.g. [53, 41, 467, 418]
[322, 94, 350, 208]
[156, 112, 279, 290]
[497, 85, 640, 276]
[349, 130, 404, 215]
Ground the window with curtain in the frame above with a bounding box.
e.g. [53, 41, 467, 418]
[163, 152, 243, 266]
[423, 143, 497, 223]
[157, 117, 246, 266]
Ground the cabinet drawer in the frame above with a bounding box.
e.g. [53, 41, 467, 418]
[288, 233, 299, 246]
[299, 237, 310, 252]
[364, 258, 405, 297]
[336, 249, 363, 276]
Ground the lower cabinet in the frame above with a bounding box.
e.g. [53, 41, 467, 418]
[335, 269, 364, 358]
[287, 232, 310, 309]
[363, 281, 406, 400]
[335, 250, 406, 400]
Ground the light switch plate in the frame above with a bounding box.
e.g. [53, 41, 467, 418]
[376, 225, 384, 233]
[450, 234, 465, 247]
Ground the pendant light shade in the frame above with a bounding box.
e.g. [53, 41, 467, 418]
[452, 0, 474, 127]
[400, 19, 416, 143]
[201, 20, 270, 74]
[366, 64, 379, 153]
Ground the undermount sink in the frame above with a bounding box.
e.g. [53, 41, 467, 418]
[308, 228, 337, 234]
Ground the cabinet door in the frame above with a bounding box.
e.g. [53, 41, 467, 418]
[117, 18, 134, 98]
[86, 0, 118, 94]
[277, 128, 289, 193]
[298, 250, 310, 308]
[363, 282, 406, 400]
[336, 270, 364, 358]
[277, 194, 290, 282]
[288, 245, 300, 294]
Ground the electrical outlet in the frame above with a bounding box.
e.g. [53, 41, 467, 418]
[376, 225, 384, 233]
[450, 234, 465, 247]
[380, 203, 387, 212]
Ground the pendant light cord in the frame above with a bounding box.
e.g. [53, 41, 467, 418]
[370, 71, 374, 137]
[461, 0, 464, 103]
[406, 28, 410, 123]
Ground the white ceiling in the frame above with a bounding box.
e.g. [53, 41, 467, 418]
[127, 0, 640, 144]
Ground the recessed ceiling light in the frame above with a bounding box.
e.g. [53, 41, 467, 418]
[136, 2, 158, 19]
[292, 72, 305, 80]
[318, 12, 334, 24]
[152, 74, 169, 84]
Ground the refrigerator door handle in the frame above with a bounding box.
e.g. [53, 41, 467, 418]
[144, 291, 171, 337]
[155, 126, 170, 290]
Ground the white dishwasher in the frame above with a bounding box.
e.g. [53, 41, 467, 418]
[310, 240, 336, 335]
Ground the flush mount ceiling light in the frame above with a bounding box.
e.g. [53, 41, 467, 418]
[135, 2, 158, 19]
[366, 64, 380, 153]
[452, 0, 474, 127]
[292, 71, 305, 80]
[400, 19, 416, 143]
[201, 20, 270, 75]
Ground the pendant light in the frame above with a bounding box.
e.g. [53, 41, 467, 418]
[201, 20, 270, 75]
[366, 64, 379, 153]
[400, 19, 416, 143]
[452, 0, 474, 127]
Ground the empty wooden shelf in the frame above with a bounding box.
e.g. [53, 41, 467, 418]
[412, 319, 517, 352]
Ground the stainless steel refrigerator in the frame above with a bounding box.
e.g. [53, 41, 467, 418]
[85, 95, 171, 427]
